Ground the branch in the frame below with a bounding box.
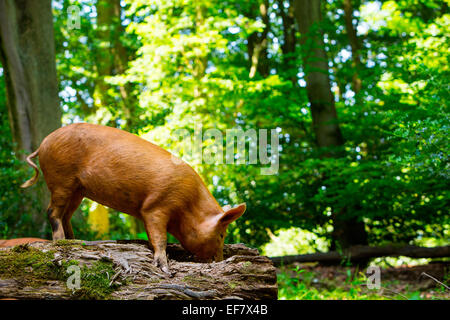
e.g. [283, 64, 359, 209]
[270, 245, 450, 266]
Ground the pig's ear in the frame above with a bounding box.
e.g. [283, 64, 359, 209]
[219, 203, 246, 226]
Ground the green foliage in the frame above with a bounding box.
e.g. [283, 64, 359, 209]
[0, 74, 41, 238]
[277, 265, 446, 300]
[0, 0, 448, 253]
[261, 227, 330, 256]
[277, 267, 381, 300]
[53, 0, 141, 128]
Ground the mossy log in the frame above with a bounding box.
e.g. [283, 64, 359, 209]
[0, 240, 277, 300]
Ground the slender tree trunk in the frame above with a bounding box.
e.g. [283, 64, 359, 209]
[193, 4, 208, 91]
[278, 0, 298, 85]
[293, 0, 344, 149]
[0, 0, 62, 234]
[343, 0, 362, 94]
[238, 1, 271, 111]
[94, 0, 136, 131]
[111, 1, 136, 131]
[293, 0, 367, 250]
[248, 0, 270, 79]
[94, 0, 116, 110]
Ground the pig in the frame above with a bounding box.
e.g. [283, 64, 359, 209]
[21, 123, 246, 273]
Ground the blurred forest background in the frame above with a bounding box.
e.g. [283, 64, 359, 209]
[0, 0, 449, 299]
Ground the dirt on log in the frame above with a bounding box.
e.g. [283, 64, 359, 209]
[270, 245, 450, 266]
[0, 240, 277, 300]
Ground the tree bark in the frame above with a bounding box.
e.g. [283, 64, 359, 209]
[0, 240, 278, 300]
[343, 0, 362, 94]
[293, 0, 344, 149]
[94, 0, 117, 109]
[94, 0, 136, 128]
[278, 0, 298, 85]
[248, 0, 270, 79]
[0, 0, 62, 155]
[0, 0, 62, 233]
[293, 0, 368, 250]
[270, 245, 450, 266]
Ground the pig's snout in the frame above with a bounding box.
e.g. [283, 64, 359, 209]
[214, 252, 224, 262]
[193, 251, 223, 263]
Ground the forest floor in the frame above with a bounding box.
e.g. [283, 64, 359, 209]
[277, 262, 449, 300]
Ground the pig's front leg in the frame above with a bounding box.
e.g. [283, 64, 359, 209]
[142, 210, 171, 274]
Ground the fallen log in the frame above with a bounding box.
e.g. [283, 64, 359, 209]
[270, 245, 450, 266]
[0, 240, 277, 300]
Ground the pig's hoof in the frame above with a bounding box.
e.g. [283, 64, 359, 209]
[161, 265, 173, 276]
[153, 257, 172, 276]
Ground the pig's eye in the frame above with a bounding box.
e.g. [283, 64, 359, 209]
[220, 233, 224, 239]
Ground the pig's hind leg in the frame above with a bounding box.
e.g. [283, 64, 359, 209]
[47, 188, 76, 240]
[62, 190, 84, 239]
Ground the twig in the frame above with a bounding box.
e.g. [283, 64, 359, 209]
[109, 269, 123, 287]
[420, 272, 450, 290]
[380, 287, 409, 300]
[360, 283, 409, 300]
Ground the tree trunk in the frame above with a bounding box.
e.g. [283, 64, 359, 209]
[0, 0, 61, 155]
[343, 0, 362, 94]
[292, 0, 367, 250]
[94, 0, 135, 125]
[94, 0, 116, 110]
[0, 0, 62, 233]
[278, 0, 298, 85]
[0, 240, 278, 300]
[248, 0, 270, 79]
[293, 0, 344, 148]
[270, 245, 450, 266]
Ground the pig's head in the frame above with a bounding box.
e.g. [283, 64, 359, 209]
[181, 203, 246, 262]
